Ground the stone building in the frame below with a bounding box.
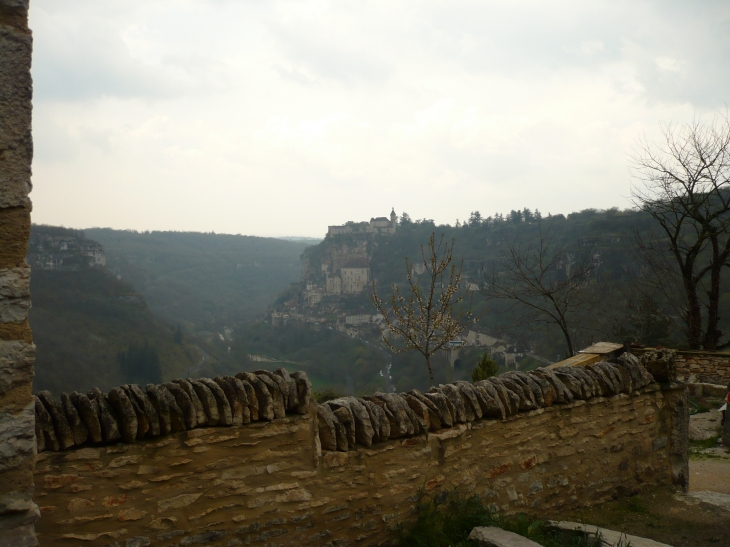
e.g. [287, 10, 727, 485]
[322, 257, 370, 296]
[341, 258, 370, 294]
[0, 1, 38, 544]
[327, 208, 397, 237]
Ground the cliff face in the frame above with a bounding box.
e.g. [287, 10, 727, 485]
[27, 227, 106, 271]
[301, 234, 371, 283]
[26, 226, 200, 395]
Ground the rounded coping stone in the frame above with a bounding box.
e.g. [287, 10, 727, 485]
[36, 391, 75, 450]
[61, 392, 88, 446]
[69, 391, 102, 443]
[188, 379, 220, 426]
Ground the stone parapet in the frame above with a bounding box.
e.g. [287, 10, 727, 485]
[33, 384, 686, 546]
[33, 353, 658, 455]
[33, 370, 315, 454]
[30, 354, 689, 545]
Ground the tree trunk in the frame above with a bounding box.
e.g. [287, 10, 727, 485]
[683, 278, 703, 349]
[426, 354, 435, 387]
[558, 317, 574, 357]
[704, 238, 722, 350]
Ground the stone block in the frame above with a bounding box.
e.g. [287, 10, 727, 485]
[468, 526, 542, 546]
[180, 530, 227, 545]
[0, 487, 34, 515]
[0, 25, 32, 211]
[157, 492, 202, 512]
[0, 340, 33, 397]
[0, 400, 34, 471]
[0, 267, 29, 323]
[0, 503, 38, 531]
[0, 524, 37, 547]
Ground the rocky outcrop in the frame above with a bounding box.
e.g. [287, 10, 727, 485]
[33, 370, 314, 453]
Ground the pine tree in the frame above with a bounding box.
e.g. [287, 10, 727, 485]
[471, 352, 499, 382]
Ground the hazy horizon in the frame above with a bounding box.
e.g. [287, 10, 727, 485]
[29, 0, 730, 237]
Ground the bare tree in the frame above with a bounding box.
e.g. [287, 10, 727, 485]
[631, 114, 730, 349]
[371, 233, 473, 386]
[481, 222, 595, 357]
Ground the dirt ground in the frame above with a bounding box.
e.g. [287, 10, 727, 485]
[543, 408, 730, 547]
[548, 486, 730, 547]
[690, 459, 730, 494]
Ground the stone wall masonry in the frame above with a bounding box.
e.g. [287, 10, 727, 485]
[0, 0, 37, 545]
[632, 347, 730, 385]
[31, 356, 689, 546]
[674, 352, 730, 385]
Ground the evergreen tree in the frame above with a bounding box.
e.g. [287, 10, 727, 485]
[471, 352, 499, 382]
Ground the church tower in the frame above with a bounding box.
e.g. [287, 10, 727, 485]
[390, 208, 397, 233]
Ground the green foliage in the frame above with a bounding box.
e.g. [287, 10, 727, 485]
[396, 489, 604, 547]
[30, 268, 199, 395]
[471, 352, 499, 382]
[689, 435, 720, 451]
[84, 228, 312, 329]
[174, 325, 184, 344]
[118, 342, 162, 385]
[314, 388, 344, 403]
[391, 350, 452, 392]
[202, 322, 388, 395]
[625, 496, 649, 514]
[613, 294, 674, 348]
[368, 207, 692, 356]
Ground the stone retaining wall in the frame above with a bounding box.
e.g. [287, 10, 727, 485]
[673, 352, 730, 385]
[31, 355, 689, 546]
[0, 0, 37, 544]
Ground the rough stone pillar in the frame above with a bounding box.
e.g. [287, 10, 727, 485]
[662, 384, 689, 493]
[0, 0, 38, 545]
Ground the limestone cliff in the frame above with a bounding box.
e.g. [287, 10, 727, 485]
[27, 226, 106, 271]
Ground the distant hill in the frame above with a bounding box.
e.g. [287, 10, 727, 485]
[29, 225, 200, 395]
[277, 236, 323, 243]
[264, 207, 730, 379]
[84, 229, 312, 330]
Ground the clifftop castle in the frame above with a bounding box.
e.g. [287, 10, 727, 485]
[327, 208, 397, 236]
[299, 210, 398, 306]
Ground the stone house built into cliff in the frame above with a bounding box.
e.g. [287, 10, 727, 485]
[341, 263, 370, 294]
[325, 272, 342, 295]
[321, 258, 371, 297]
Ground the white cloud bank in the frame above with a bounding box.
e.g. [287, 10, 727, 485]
[29, 0, 730, 236]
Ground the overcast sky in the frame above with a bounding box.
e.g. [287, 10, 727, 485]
[29, 0, 730, 237]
